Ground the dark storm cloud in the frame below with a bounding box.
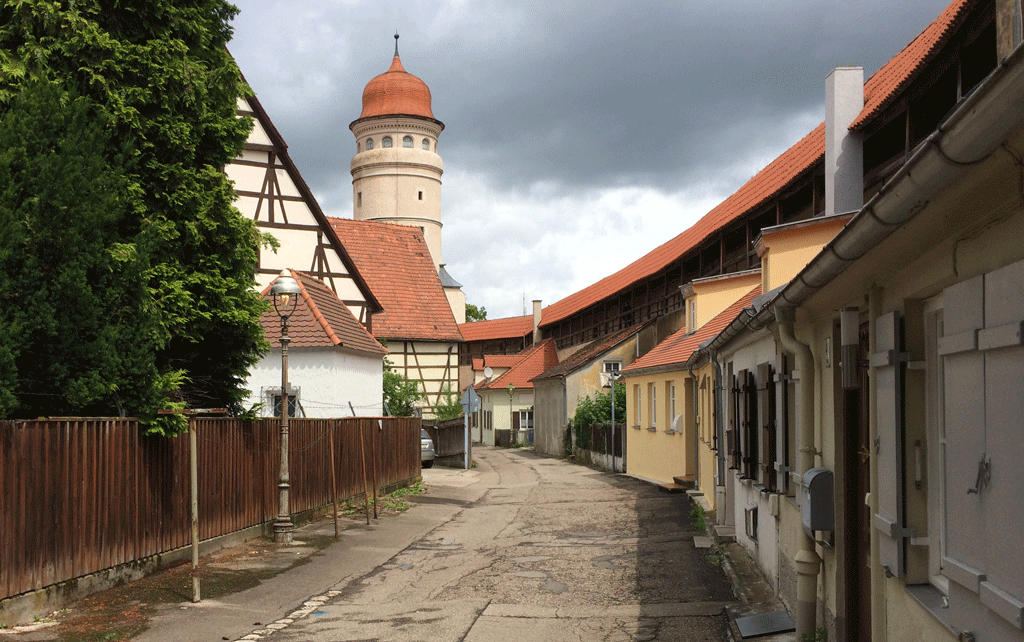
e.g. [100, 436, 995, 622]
[231, 0, 951, 198]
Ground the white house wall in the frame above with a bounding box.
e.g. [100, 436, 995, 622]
[246, 347, 384, 418]
[388, 340, 459, 418]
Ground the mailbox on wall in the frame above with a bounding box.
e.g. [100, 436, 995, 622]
[801, 467, 834, 537]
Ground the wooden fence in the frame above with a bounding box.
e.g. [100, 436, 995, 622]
[0, 416, 419, 603]
[423, 417, 470, 467]
[572, 422, 626, 472]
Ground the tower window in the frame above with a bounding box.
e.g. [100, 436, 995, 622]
[382, 136, 393, 148]
[357, 192, 362, 208]
[403, 136, 413, 148]
[357, 142, 361, 152]
[422, 138, 430, 150]
[418, 191, 423, 200]
[365, 138, 374, 150]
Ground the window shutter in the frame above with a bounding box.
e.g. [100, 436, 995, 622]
[729, 374, 741, 469]
[939, 275, 987, 593]
[757, 362, 777, 491]
[773, 354, 790, 494]
[741, 370, 758, 479]
[872, 310, 908, 578]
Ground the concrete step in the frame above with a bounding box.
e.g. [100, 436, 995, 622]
[658, 482, 687, 493]
[672, 475, 695, 489]
[714, 524, 736, 543]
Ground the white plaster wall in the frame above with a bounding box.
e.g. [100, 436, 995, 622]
[246, 347, 383, 417]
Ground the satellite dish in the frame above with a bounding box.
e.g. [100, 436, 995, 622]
[484, 366, 493, 379]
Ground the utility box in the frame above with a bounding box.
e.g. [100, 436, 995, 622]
[801, 468, 834, 536]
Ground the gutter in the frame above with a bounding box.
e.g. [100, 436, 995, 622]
[694, 38, 1024, 361]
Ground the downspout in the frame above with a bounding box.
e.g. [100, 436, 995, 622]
[688, 363, 699, 487]
[774, 304, 821, 640]
[712, 351, 727, 519]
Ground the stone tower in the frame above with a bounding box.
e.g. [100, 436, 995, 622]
[349, 35, 445, 271]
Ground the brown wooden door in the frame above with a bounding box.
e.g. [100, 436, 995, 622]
[842, 322, 872, 642]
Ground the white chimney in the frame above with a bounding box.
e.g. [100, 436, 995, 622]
[825, 66, 864, 217]
[532, 300, 542, 344]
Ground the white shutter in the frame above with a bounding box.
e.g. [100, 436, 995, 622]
[939, 275, 986, 593]
[872, 310, 907, 578]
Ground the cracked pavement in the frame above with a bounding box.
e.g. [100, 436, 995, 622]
[20, 446, 733, 642]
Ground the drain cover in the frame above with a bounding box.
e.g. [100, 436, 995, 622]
[734, 610, 795, 638]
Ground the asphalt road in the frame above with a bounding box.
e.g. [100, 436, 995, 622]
[272, 446, 733, 642]
[23, 446, 734, 642]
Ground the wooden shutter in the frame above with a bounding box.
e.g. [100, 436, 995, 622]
[939, 275, 986, 593]
[773, 354, 790, 494]
[740, 370, 758, 479]
[757, 362, 777, 491]
[872, 310, 908, 578]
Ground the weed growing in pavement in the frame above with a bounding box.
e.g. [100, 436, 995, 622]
[706, 544, 725, 568]
[800, 627, 828, 642]
[340, 481, 427, 515]
[470, 460, 479, 468]
[690, 503, 706, 531]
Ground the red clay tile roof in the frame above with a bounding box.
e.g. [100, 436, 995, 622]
[458, 315, 534, 342]
[475, 340, 559, 391]
[358, 55, 435, 120]
[328, 218, 463, 342]
[533, 323, 649, 381]
[622, 286, 761, 375]
[482, 354, 523, 369]
[260, 270, 388, 355]
[541, 0, 973, 329]
[852, 0, 973, 130]
[541, 125, 822, 327]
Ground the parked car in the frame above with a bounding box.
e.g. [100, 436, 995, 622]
[421, 428, 435, 468]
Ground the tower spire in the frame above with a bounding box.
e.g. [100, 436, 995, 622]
[394, 32, 399, 57]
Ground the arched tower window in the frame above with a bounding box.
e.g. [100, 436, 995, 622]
[365, 138, 374, 150]
[402, 135, 413, 148]
[357, 142, 361, 152]
[422, 138, 430, 150]
[382, 136, 393, 148]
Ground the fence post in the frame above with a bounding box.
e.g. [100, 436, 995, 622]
[329, 421, 338, 539]
[189, 417, 200, 603]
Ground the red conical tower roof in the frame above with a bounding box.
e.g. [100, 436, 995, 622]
[358, 36, 434, 120]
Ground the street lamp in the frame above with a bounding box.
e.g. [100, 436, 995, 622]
[270, 269, 300, 544]
[507, 384, 516, 444]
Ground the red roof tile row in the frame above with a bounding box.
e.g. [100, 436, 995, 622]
[475, 340, 559, 392]
[622, 286, 761, 375]
[328, 218, 463, 343]
[533, 323, 648, 381]
[541, 0, 971, 330]
[458, 314, 534, 342]
[260, 270, 388, 356]
[852, 0, 973, 130]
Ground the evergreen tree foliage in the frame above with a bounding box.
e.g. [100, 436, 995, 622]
[0, 0, 267, 429]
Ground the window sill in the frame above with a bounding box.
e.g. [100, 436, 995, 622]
[646, 427, 657, 432]
[663, 429, 677, 435]
[632, 425, 641, 430]
[906, 584, 952, 633]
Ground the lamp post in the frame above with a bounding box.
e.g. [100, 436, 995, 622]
[270, 269, 300, 544]
[507, 384, 516, 444]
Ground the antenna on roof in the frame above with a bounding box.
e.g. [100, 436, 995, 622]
[394, 32, 400, 57]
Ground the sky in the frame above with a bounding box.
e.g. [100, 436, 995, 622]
[228, 0, 952, 320]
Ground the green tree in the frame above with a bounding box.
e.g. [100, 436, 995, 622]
[465, 303, 487, 322]
[571, 384, 626, 429]
[432, 384, 463, 420]
[0, 82, 165, 418]
[383, 358, 423, 417]
[0, 0, 267, 430]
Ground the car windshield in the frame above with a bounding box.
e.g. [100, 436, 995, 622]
[421, 429, 430, 439]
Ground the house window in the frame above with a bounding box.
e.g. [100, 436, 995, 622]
[403, 135, 413, 147]
[418, 191, 423, 200]
[632, 384, 639, 424]
[422, 138, 430, 150]
[649, 383, 657, 429]
[365, 138, 374, 150]
[688, 299, 697, 330]
[382, 136, 393, 148]
[603, 361, 621, 373]
[667, 381, 676, 431]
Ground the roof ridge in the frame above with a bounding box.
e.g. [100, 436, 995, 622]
[294, 270, 342, 347]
